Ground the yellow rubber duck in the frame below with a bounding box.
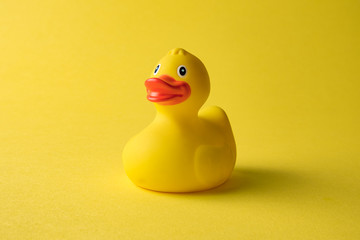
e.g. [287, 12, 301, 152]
[123, 48, 236, 192]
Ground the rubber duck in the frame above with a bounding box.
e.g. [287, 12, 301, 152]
[122, 48, 236, 192]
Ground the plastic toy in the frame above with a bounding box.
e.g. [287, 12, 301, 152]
[122, 48, 236, 192]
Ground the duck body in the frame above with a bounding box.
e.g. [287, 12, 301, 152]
[122, 48, 236, 192]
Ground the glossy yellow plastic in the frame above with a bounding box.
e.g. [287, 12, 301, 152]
[122, 48, 236, 192]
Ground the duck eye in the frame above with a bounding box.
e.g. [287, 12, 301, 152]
[154, 64, 160, 75]
[177, 65, 187, 77]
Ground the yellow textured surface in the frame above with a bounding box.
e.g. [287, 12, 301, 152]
[1, 0, 359, 239]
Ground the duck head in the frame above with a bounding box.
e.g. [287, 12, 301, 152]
[145, 48, 210, 116]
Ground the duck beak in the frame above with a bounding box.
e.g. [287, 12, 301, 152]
[145, 75, 191, 105]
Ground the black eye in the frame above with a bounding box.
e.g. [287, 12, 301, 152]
[154, 64, 160, 75]
[177, 65, 187, 77]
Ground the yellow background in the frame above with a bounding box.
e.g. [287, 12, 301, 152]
[1, 0, 359, 239]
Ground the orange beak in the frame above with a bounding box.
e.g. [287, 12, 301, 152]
[145, 75, 191, 105]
